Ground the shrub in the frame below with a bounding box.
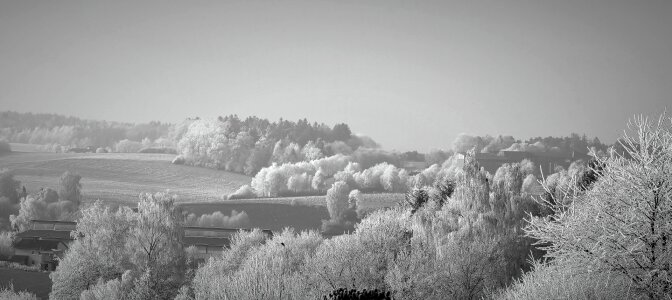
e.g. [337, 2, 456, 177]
[185, 210, 250, 228]
[0, 231, 13, 258]
[0, 285, 37, 300]
[114, 139, 142, 153]
[0, 261, 42, 272]
[227, 185, 255, 200]
[172, 155, 186, 165]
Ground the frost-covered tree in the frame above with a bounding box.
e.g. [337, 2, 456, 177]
[11, 186, 79, 232]
[51, 193, 187, 300]
[0, 169, 20, 204]
[326, 181, 350, 221]
[301, 141, 324, 161]
[50, 203, 134, 299]
[58, 171, 82, 204]
[452, 134, 483, 153]
[526, 114, 672, 299]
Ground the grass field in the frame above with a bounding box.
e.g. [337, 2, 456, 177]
[0, 268, 51, 299]
[217, 193, 404, 211]
[0, 149, 252, 204]
[181, 193, 404, 232]
[1, 145, 401, 232]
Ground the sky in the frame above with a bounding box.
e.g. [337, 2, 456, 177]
[0, 0, 670, 151]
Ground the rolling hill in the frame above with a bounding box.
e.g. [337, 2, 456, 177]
[0, 149, 252, 204]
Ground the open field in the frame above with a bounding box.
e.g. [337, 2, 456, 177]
[181, 194, 404, 232]
[213, 193, 404, 211]
[180, 202, 329, 232]
[1, 147, 401, 232]
[0, 150, 252, 203]
[0, 268, 51, 299]
[5, 143, 44, 153]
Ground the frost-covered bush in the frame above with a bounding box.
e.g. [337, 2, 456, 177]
[114, 139, 143, 153]
[227, 184, 255, 200]
[0, 231, 13, 258]
[0, 286, 37, 300]
[185, 210, 249, 228]
[171, 155, 186, 165]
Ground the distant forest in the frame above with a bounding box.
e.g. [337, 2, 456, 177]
[0, 111, 612, 176]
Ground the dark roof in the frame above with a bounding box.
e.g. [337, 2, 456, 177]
[183, 236, 230, 248]
[16, 230, 73, 240]
[183, 226, 271, 232]
[183, 227, 273, 238]
[14, 239, 64, 251]
[31, 220, 77, 225]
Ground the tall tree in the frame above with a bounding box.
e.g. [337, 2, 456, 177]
[526, 114, 672, 299]
[58, 171, 82, 204]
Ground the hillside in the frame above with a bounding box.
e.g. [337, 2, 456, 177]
[0, 148, 252, 204]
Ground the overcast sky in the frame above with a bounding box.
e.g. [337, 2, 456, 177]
[1, 0, 670, 151]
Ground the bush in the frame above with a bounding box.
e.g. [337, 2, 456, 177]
[227, 185, 255, 200]
[0, 261, 42, 272]
[114, 139, 142, 153]
[0, 231, 13, 258]
[185, 210, 250, 228]
[95, 147, 108, 153]
[0, 285, 37, 300]
[172, 155, 186, 165]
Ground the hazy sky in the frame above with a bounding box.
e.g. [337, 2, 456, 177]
[1, 0, 670, 151]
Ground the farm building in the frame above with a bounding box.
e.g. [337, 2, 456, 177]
[4, 219, 274, 268]
[11, 220, 76, 271]
[474, 151, 591, 175]
[183, 226, 273, 263]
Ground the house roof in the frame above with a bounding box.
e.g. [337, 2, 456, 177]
[183, 236, 230, 248]
[14, 239, 64, 251]
[31, 220, 77, 225]
[183, 227, 273, 238]
[16, 230, 73, 240]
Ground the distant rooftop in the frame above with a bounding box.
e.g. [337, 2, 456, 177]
[16, 230, 73, 240]
[183, 236, 231, 248]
